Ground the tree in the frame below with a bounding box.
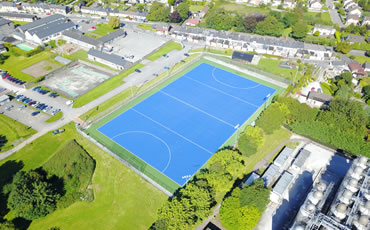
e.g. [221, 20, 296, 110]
[281, 12, 299, 28]
[255, 16, 284, 37]
[108, 16, 120, 29]
[169, 11, 182, 23]
[168, 0, 175, 6]
[238, 126, 265, 157]
[337, 72, 353, 85]
[177, 3, 189, 20]
[0, 221, 16, 230]
[147, 2, 170, 22]
[362, 85, 370, 100]
[7, 170, 60, 220]
[256, 102, 290, 134]
[336, 42, 352, 54]
[313, 31, 320, 36]
[244, 14, 265, 33]
[239, 180, 271, 212]
[136, 3, 144, 11]
[205, 9, 244, 31]
[291, 21, 308, 39]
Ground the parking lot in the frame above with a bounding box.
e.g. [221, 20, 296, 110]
[0, 100, 50, 131]
[110, 31, 169, 62]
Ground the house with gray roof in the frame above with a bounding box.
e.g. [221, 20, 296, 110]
[20, 14, 75, 45]
[307, 91, 333, 107]
[343, 35, 365, 44]
[0, 17, 13, 33]
[97, 29, 126, 45]
[62, 30, 102, 50]
[312, 24, 336, 37]
[271, 171, 294, 203]
[88, 49, 127, 70]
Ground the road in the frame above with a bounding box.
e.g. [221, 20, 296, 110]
[0, 42, 197, 160]
[326, 0, 344, 27]
[348, 49, 367, 56]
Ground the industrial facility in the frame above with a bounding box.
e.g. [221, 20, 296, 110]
[291, 155, 369, 230]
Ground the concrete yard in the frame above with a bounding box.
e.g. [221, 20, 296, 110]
[40, 61, 114, 98]
[110, 31, 169, 62]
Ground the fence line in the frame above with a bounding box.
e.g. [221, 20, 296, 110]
[76, 124, 173, 196]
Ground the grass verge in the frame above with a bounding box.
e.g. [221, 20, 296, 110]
[0, 114, 36, 152]
[146, 41, 182, 61]
[137, 24, 155, 31]
[72, 63, 145, 108]
[0, 123, 167, 230]
[45, 112, 63, 123]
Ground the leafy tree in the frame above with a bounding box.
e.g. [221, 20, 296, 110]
[336, 42, 352, 54]
[220, 180, 269, 230]
[136, 3, 144, 11]
[205, 9, 244, 31]
[291, 20, 308, 39]
[177, 3, 189, 20]
[256, 16, 284, 37]
[244, 14, 265, 33]
[334, 85, 350, 100]
[337, 72, 353, 85]
[108, 16, 120, 29]
[238, 126, 265, 157]
[7, 170, 60, 220]
[256, 102, 289, 134]
[281, 12, 299, 28]
[239, 180, 271, 212]
[0, 220, 16, 230]
[362, 85, 370, 100]
[168, 0, 175, 6]
[147, 2, 170, 22]
[313, 31, 320, 36]
[169, 11, 182, 23]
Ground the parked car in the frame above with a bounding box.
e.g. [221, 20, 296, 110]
[134, 69, 141, 73]
[31, 111, 40, 116]
[52, 129, 65, 135]
[18, 105, 26, 110]
[5, 105, 13, 111]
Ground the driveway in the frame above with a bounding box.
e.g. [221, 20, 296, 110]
[326, 0, 344, 27]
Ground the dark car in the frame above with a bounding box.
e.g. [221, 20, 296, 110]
[31, 111, 40, 116]
[134, 69, 141, 73]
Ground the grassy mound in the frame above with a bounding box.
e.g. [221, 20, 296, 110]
[43, 139, 96, 208]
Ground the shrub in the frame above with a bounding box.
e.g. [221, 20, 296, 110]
[313, 31, 320, 36]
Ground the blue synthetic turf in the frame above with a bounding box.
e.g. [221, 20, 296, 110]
[98, 63, 276, 185]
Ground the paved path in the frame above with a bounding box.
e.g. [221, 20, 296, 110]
[326, 0, 344, 27]
[349, 49, 367, 57]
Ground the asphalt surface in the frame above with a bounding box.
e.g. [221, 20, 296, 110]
[326, 0, 344, 27]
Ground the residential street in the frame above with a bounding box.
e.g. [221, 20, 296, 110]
[326, 0, 344, 27]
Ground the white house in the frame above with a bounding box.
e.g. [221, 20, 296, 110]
[361, 16, 370, 26]
[346, 14, 360, 25]
[343, 1, 356, 10]
[309, 0, 323, 10]
[312, 24, 336, 37]
[347, 5, 362, 16]
[19, 14, 75, 45]
[88, 49, 126, 70]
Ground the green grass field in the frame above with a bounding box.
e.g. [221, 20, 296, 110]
[72, 63, 145, 108]
[91, 23, 117, 36]
[86, 58, 285, 193]
[45, 112, 63, 123]
[0, 114, 36, 152]
[146, 41, 182, 61]
[189, 4, 204, 12]
[12, 20, 29, 25]
[347, 54, 370, 64]
[252, 58, 303, 81]
[0, 51, 57, 82]
[0, 123, 166, 230]
[136, 24, 155, 31]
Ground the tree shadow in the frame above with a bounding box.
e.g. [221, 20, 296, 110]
[0, 160, 24, 221]
[34, 167, 66, 197]
[0, 135, 7, 149]
[12, 217, 31, 230]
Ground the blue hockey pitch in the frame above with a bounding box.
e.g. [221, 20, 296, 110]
[98, 63, 276, 185]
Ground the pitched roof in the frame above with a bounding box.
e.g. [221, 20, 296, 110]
[62, 29, 101, 47]
[345, 35, 364, 43]
[0, 17, 12, 27]
[307, 91, 333, 103]
[363, 62, 370, 69]
[97, 29, 125, 44]
[88, 49, 126, 67]
[28, 20, 74, 39]
[20, 14, 64, 32]
[186, 18, 200, 25]
[314, 24, 335, 30]
[0, 12, 36, 19]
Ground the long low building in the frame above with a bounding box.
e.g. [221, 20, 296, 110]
[0, 12, 37, 22]
[168, 25, 333, 61]
[62, 30, 102, 50]
[88, 49, 127, 70]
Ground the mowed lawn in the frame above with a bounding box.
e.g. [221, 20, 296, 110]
[146, 41, 182, 61]
[1, 123, 167, 230]
[0, 51, 56, 82]
[92, 23, 117, 36]
[0, 114, 36, 152]
[251, 58, 303, 81]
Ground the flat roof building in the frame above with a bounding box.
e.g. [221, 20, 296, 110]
[262, 164, 280, 187]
